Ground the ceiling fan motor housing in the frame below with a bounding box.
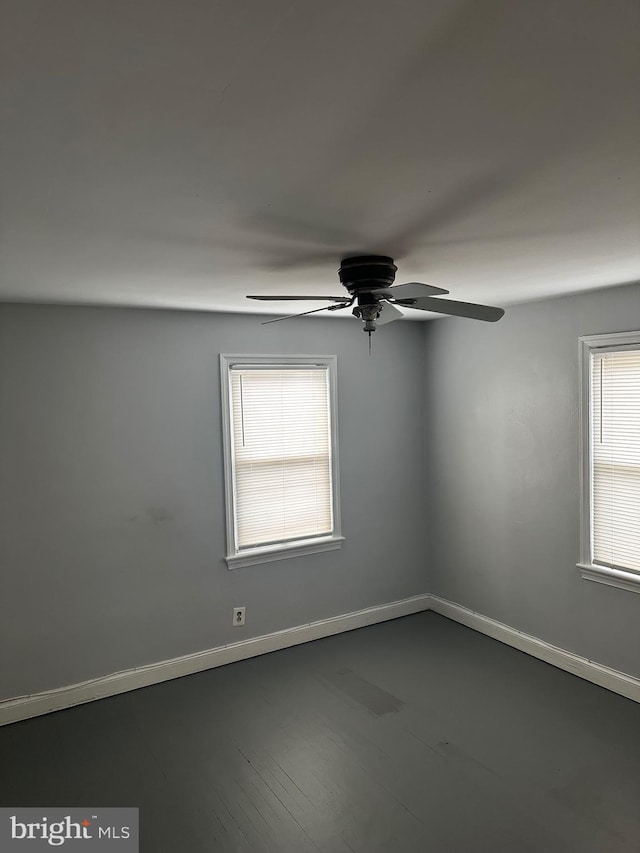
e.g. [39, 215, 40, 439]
[338, 255, 397, 293]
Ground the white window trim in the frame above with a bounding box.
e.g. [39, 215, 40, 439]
[578, 331, 640, 594]
[220, 354, 344, 569]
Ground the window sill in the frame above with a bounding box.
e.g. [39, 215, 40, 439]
[226, 535, 345, 569]
[578, 562, 640, 595]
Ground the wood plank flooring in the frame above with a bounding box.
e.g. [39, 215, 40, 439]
[1, 612, 639, 852]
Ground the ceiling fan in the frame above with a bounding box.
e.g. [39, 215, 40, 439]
[247, 255, 505, 347]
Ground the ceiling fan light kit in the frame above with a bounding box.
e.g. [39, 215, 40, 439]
[247, 255, 505, 348]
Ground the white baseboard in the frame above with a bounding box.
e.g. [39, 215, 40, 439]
[3, 592, 638, 726]
[0, 593, 431, 727]
[429, 595, 640, 704]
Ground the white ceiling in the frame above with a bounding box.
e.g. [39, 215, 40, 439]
[1, 0, 638, 320]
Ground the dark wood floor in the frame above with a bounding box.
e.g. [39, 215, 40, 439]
[2, 612, 639, 852]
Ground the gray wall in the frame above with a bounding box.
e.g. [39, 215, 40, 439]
[4, 283, 639, 703]
[424, 281, 640, 678]
[0, 304, 428, 700]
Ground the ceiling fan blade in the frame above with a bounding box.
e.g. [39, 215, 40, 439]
[375, 302, 404, 326]
[247, 295, 350, 302]
[410, 296, 505, 322]
[260, 303, 351, 325]
[377, 281, 449, 300]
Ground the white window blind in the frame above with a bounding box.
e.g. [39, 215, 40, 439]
[229, 366, 334, 550]
[591, 347, 640, 574]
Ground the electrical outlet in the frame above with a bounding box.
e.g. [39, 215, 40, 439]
[233, 606, 246, 626]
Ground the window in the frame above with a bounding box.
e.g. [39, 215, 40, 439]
[220, 354, 343, 568]
[579, 332, 640, 593]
